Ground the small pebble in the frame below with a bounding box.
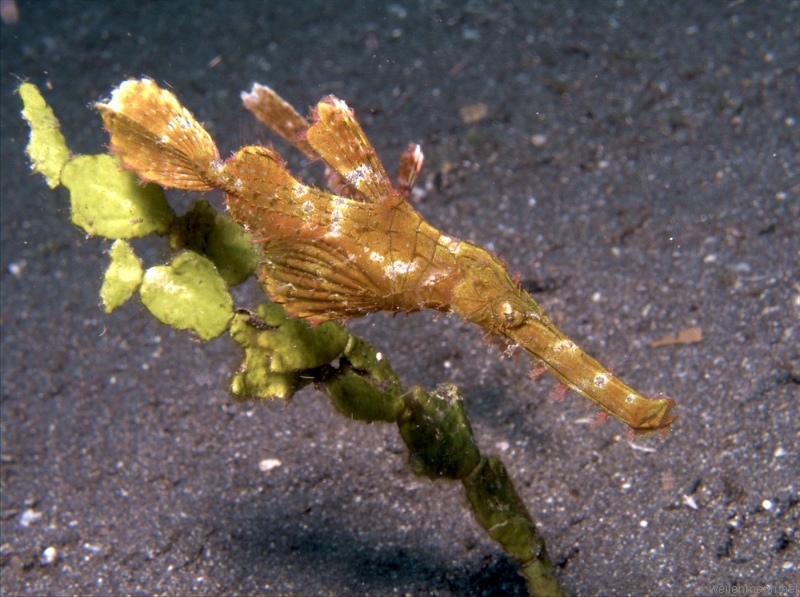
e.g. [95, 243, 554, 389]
[459, 103, 488, 124]
[7, 260, 26, 279]
[530, 134, 547, 147]
[462, 27, 480, 41]
[388, 4, 407, 19]
[41, 546, 58, 565]
[731, 262, 751, 273]
[19, 509, 42, 527]
[259, 458, 282, 472]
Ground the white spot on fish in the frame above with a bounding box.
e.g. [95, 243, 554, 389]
[345, 164, 375, 186]
[384, 260, 418, 279]
[422, 271, 444, 287]
[440, 235, 460, 253]
[326, 196, 349, 238]
[553, 339, 576, 352]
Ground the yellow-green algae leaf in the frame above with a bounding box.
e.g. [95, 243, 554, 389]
[101, 239, 143, 313]
[140, 251, 233, 340]
[61, 154, 174, 238]
[230, 302, 348, 399]
[170, 200, 259, 286]
[19, 82, 70, 189]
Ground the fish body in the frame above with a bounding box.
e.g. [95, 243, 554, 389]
[97, 78, 676, 434]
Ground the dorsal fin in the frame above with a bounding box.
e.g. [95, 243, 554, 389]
[241, 83, 317, 160]
[306, 97, 395, 200]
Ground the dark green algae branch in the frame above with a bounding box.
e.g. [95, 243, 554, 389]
[233, 303, 565, 596]
[19, 81, 566, 596]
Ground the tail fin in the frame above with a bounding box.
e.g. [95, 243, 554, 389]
[96, 79, 220, 191]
